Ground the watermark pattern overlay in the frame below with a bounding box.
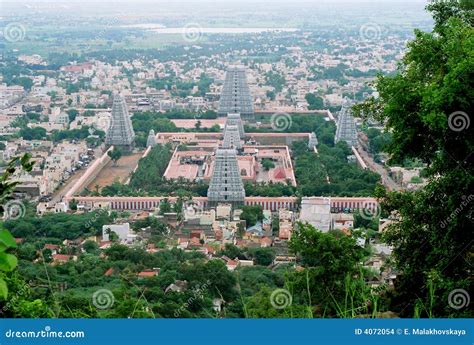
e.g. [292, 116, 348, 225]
[359, 200, 381, 221]
[270, 288, 292, 309]
[174, 280, 211, 317]
[0, 281, 34, 314]
[92, 114, 113, 134]
[439, 194, 473, 229]
[448, 111, 470, 132]
[447, 288, 470, 310]
[359, 23, 382, 41]
[92, 289, 115, 310]
[5, 326, 85, 339]
[2, 23, 26, 42]
[2, 200, 26, 220]
[182, 23, 203, 43]
[270, 112, 292, 132]
[183, 202, 204, 219]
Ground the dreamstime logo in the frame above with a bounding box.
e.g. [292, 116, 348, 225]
[85, 208, 109, 229]
[92, 115, 113, 133]
[270, 288, 292, 309]
[2, 23, 26, 42]
[182, 23, 203, 43]
[270, 112, 292, 132]
[2, 200, 26, 220]
[174, 280, 211, 317]
[359, 23, 382, 41]
[92, 289, 115, 309]
[448, 111, 470, 132]
[0, 280, 34, 314]
[359, 201, 381, 221]
[183, 203, 203, 219]
[440, 194, 473, 229]
[448, 289, 470, 310]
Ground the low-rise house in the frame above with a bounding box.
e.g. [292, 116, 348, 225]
[137, 268, 160, 278]
[165, 280, 188, 293]
[51, 254, 77, 265]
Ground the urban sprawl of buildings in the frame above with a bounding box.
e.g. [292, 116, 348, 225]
[1, 33, 423, 287]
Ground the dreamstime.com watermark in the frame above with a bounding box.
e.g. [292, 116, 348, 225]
[183, 202, 204, 219]
[174, 280, 211, 317]
[270, 288, 292, 309]
[359, 201, 382, 221]
[439, 194, 473, 229]
[359, 23, 382, 41]
[182, 23, 203, 43]
[0, 281, 34, 314]
[448, 288, 470, 310]
[448, 111, 470, 132]
[92, 288, 115, 310]
[2, 22, 26, 42]
[270, 112, 292, 132]
[2, 200, 26, 220]
[5, 326, 85, 339]
[85, 208, 109, 229]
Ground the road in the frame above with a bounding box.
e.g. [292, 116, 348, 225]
[356, 146, 401, 191]
[50, 146, 104, 204]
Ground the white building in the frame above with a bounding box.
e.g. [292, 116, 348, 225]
[299, 197, 332, 232]
[102, 223, 132, 242]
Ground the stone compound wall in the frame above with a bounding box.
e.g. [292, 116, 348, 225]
[64, 146, 113, 199]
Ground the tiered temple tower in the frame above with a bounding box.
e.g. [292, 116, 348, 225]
[146, 129, 157, 148]
[105, 94, 135, 151]
[308, 132, 318, 150]
[223, 124, 242, 150]
[218, 66, 254, 119]
[225, 112, 245, 138]
[207, 148, 245, 207]
[335, 99, 358, 147]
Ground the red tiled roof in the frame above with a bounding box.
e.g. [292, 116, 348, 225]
[104, 268, 114, 276]
[52, 254, 72, 262]
[44, 244, 59, 250]
[273, 167, 287, 179]
[137, 270, 159, 277]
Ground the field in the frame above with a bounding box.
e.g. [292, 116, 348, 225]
[86, 152, 144, 191]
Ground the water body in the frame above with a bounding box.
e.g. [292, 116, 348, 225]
[123, 24, 299, 34]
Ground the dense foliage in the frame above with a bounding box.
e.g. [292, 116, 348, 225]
[354, 0, 473, 317]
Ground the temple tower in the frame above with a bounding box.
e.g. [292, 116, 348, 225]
[105, 94, 135, 151]
[308, 132, 318, 150]
[146, 129, 157, 148]
[335, 99, 358, 147]
[225, 112, 245, 138]
[207, 148, 245, 207]
[218, 66, 254, 119]
[223, 124, 242, 150]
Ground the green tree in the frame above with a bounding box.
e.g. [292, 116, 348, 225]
[353, 0, 473, 317]
[0, 154, 33, 299]
[69, 198, 78, 211]
[83, 240, 99, 254]
[305, 93, 324, 110]
[107, 147, 122, 166]
[67, 109, 79, 123]
[261, 158, 275, 171]
[248, 247, 275, 266]
[239, 206, 264, 227]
